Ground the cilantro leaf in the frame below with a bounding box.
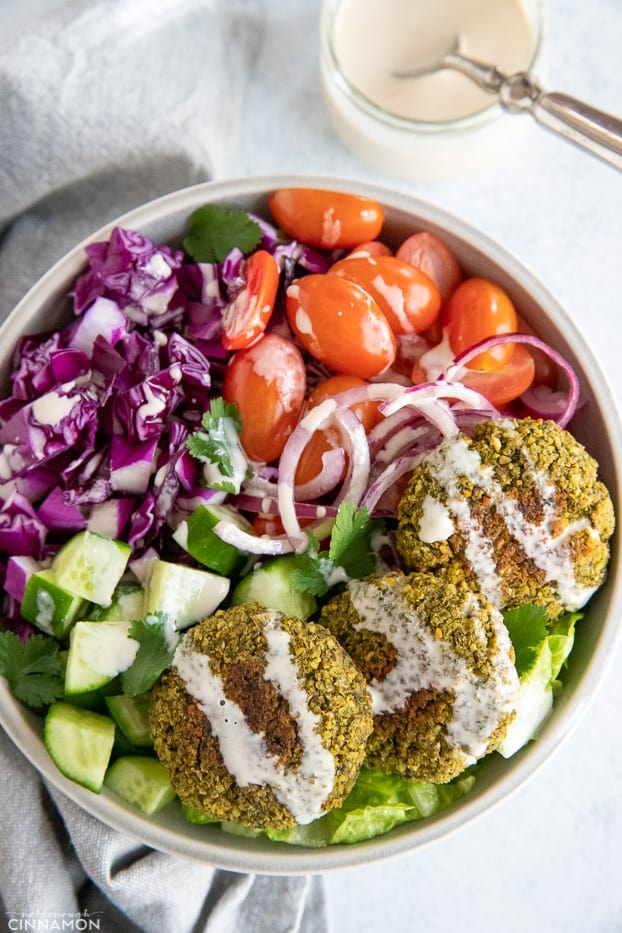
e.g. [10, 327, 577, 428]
[121, 613, 179, 697]
[0, 631, 64, 709]
[328, 503, 378, 579]
[290, 537, 337, 597]
[183, 204, 263, 263]
[502, 604, 549, 677]
[291, 505, 380, 597]
[186, 397, 250, 494]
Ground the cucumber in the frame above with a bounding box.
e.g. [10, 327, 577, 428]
[173, 503, 252, 575]
[51, 530, 131, 607]
[20, 569, 88, 637]
[44, 701, 115, 792]
[65, 620, 138, 695]
[181, 803, 219, 825]
[87, 581, 145, 622]
[104, 756, 176, 814]
[230, 555, 317, 620]
[144, 559, 230, 629]
[105, 694, 152, 747]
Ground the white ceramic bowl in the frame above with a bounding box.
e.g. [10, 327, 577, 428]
[0, 175, 620, 874]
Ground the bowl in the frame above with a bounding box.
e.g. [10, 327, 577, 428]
[0, 174, 620, 874]
[319, 0, 545, 180]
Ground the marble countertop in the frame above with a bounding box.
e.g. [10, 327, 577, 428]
[240, 4, 622, 930]
[1, 0, 621, 930]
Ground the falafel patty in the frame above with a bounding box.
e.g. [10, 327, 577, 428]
[149, 603, 373, 830]
[319, 571, 519, 783]
[396, 418, 614, 620]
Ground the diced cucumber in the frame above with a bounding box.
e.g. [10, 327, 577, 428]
[104, 756, 176, 814]
[173, 503, 252, 576]
[144, 559, 230, 630]
[65, 620, 138, 695]
[51, 531, 131, 607]
[20, 569, 88, 637]
[181, 803, 219, 825]
[105, 694, 152, 747]
[87, 581, 145, 622]
[231, 555, 317, 620]
[44, 701, 115, 792]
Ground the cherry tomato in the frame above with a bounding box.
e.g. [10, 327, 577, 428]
[411, 343, 535, 408]
[221, 250, 279, 351]
[328, 255, 441, 335]
[445, 278, 518, 371]
[269, 188, 384, 249]
[346, 240, 392, 258]
[516, 314, 559, 388]
[456, 344, 535, 407]
[222, 333, 306, 463]
[295, 375, 383, 486]
[307, 375, 383, 431]
[253, 512, 286, 537]
[396, 231, 463, 306]
[286, 274, 396, 379]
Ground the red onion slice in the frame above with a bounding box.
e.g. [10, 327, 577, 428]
[442, 333, 580, 427]
[213, 520, 295, 555]
[294, 447, 346, 501]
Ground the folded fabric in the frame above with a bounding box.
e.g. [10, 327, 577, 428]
[0, 1, 329, 929]
[0, 0, 259, 313]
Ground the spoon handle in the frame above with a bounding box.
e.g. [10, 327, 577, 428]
[499, 73, 622, 170]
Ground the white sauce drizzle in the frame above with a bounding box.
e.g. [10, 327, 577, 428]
[32, 391, 79, 427]
[418, 494, 454, 543]
[173, 611, 336, 824]
[423, 426, 600, 610]
[371, 274, 410, 332]
[348, 577, 518, 764]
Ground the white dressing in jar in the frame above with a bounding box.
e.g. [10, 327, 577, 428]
[319, 0, 544, 180]
[331, 0, 537, 123]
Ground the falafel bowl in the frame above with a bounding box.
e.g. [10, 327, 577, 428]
[0, 176, 619, 873]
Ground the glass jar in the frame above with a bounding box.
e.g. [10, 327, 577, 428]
[319, 0, 545, 180]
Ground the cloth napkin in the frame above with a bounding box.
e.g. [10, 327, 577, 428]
[0, 2, 327, 930]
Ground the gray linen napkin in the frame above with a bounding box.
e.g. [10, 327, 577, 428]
[0, 2, 327, 930]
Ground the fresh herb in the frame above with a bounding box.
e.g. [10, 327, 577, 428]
[121, 613, 179, 697]
[503, 604, 549, 677]
[291, 504, 380, 597]
[0, 631, 64, 709]
[183, 204, 263, 263]
[186, 397, 251, 494]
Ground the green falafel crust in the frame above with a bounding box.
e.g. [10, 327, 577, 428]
[149, 604, 373, 830]
[319, 571, 519, 783]
[396, 418, 614, 620]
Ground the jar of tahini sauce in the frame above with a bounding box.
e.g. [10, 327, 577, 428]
[320, 0, 544, 180]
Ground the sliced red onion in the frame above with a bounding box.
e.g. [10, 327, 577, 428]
[380, 380, 498, 423]
[213, 520, 295, 556]
[362, 452, 425, 514]
[294, 447, 346, 501]
[368, 408, 415, 458]
[233, 493, 339, 521]
[372, 423, 433, 466]
[442, 333, 580, 427]
[519, 384, 575, 422]
[332, 408, 371, 507]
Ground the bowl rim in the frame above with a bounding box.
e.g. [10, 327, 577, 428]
[1, 172, 620, 874]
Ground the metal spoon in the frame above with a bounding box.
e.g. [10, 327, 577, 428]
[393, 39, 622, 170]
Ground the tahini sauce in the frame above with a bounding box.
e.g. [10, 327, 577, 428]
[331, 0, 537, 122]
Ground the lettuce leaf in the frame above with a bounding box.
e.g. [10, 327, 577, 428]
[219, 768, 476, 848]
[498, 605, 581, 758]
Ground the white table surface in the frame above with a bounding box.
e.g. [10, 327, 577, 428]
[241, 5, 621, 931]
[2, 1, 621, 931]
